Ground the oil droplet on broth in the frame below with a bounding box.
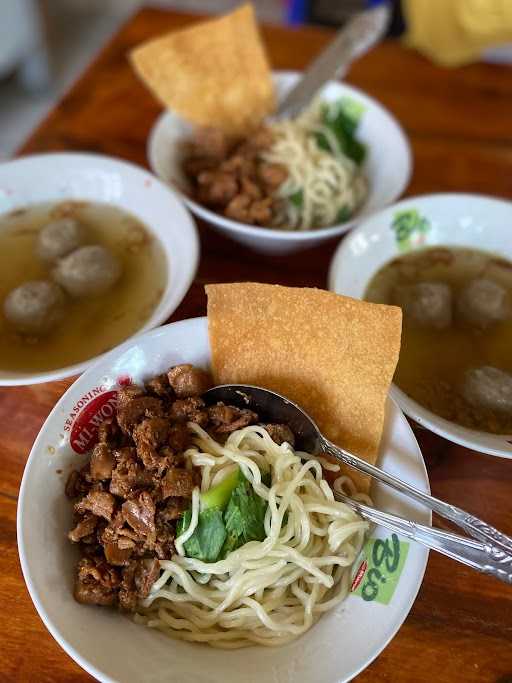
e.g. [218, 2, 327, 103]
[0, 201, 168, 373]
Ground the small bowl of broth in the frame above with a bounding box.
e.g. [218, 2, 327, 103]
[0, 153, 199, 385]
[329, 193, 512, 458]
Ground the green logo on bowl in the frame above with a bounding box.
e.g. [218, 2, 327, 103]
[392, 209, 430, 251]
[351, 533, 410, 605]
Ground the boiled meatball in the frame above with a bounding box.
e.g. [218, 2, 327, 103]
[392, 282, 452, 330]
[462, 366, 512, 414]
[3, 280, 66, 336]
[52, 245, 121, 298]
[36, 218, 87, 264]
[456, 278, 510, 328]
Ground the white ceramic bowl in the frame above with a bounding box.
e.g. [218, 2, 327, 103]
[148, 71, 412, 255]
[328, 193, 512, 458]
[18, 317, 430, 683]
[0, 153, 199, 385]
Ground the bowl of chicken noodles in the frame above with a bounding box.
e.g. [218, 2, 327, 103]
[18, 298, 430, 683]
[148, 71, 411, 255]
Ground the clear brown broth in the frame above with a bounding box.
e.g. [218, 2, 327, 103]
[0, 201, 167, 372]
[364, 247, 512, 434]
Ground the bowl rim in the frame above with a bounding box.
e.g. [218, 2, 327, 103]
[0, 151, 200, 386]
[17, 316, 431, 683]
[327, 191, 512, 458]
[147, 69, 412, 242]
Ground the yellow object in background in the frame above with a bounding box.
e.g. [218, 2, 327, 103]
[403, 0, 512, 66]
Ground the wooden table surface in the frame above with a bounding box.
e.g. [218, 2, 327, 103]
[3, 7, 512, 682]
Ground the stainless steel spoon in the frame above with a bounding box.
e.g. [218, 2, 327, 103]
[204, 384, 512, 585]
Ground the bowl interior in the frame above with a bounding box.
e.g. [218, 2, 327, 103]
[328, 193, 512, 457]
[148, 71, 411, 249]
[0, 153, 198, 385]
[18, 317, 430, 683]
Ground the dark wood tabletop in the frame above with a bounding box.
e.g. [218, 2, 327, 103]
[3, 7, 512, 682]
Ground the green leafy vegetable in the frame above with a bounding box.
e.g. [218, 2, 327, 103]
[224, 472, 267, 546]
[289, 189, 303, 208]
[177, 469, 269, 563]
[314, 130, 331, 153]
[343, 136, 366, 166]
[315, 98, 367, 166]
[328, 97, 364, 136]
[336, 205, 352, 223]
[176, 508, 227, 562]
[200, 467, 239, 511]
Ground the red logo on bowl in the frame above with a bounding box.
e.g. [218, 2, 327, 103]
[351, 560, 368, 592]
[70, 390, 118, 454]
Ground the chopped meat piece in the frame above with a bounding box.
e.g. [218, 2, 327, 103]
[168, 422, 189, 452]
[161, 468, 195, 499]
[118, 558, 161, 609]
[208, 402, 257, 433]
[119, 562, 137, 610]
[158, 446, 185, 469]
[101, 511, 140, 548]
[74, 556, 120, 606]
[90, 443, 114, 481]
[248, 197, 273, 225]
[133, 417, 169, 448]
[116, 384, 145, 410]
[153, 521, 175, 559]
[145, 373, 173, 398]
[97, 416, 120, 446]
[167, 364, 212, 398]
[220, 154, 255, 177]
[133, 441, 161, 472]
[158, 497, 188, 523]
[263, 423, 296, 447]
[241, 176, 262, 200]
[110, 447, 152, 498]
[132, 417, 170, 471]
[169, 397, 208, 426]
[197, 170, 238, 206]
[68, 514, 98, 542]
[117, 394, 164, 435]
[104, 538, 135, 566]
[225, 193, 251, 222]
[258, 162, 287, 189]
[76, 490, 115, 521]
[135, 558, 160, 597]
[65, 469, 89, 499]
[121, 491, 156, 539]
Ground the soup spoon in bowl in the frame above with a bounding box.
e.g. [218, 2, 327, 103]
[204, 384, 512, 584]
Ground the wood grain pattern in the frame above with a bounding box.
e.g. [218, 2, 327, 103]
[1, 7, 512, 682]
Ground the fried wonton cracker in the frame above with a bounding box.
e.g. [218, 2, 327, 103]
[130, 4, 275, 135]
[206, 283, 402, 493]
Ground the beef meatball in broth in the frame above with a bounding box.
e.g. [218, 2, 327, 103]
[52, 245, 122, 298]
[3, 280, 66, 336]
[36, 218, 87, 264]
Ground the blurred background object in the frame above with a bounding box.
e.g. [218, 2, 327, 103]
[2, 0, 512, 160]
[402, 0, 512, 67]
[0, 0, 50, 92]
